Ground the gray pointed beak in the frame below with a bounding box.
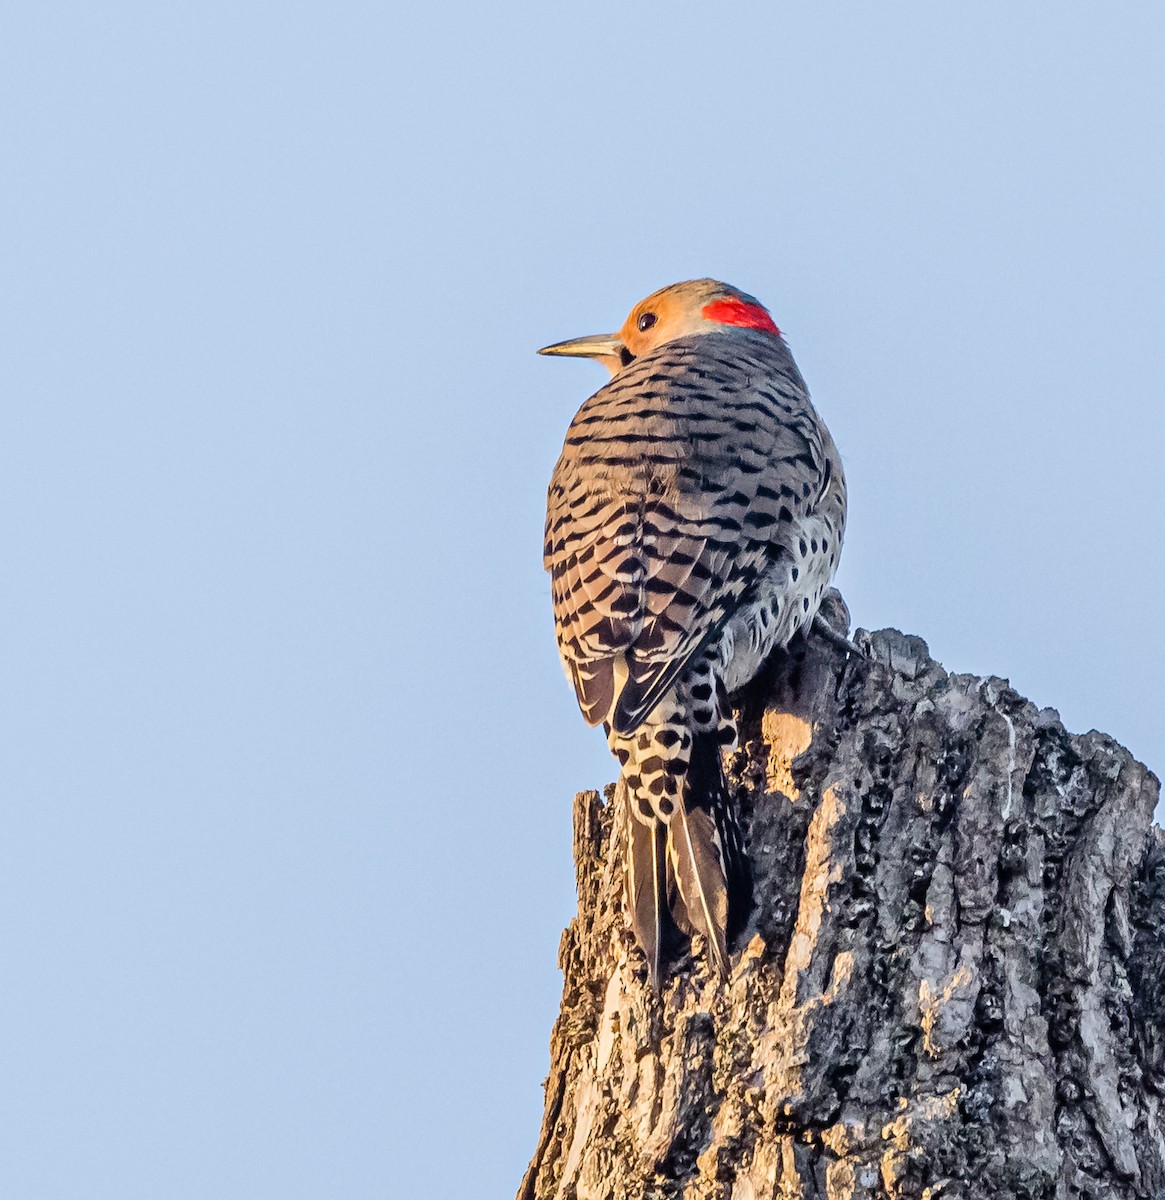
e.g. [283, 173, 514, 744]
[537, 333, 624, 359]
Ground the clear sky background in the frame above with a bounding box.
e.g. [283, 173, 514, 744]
[1, 4, 1162, 1197]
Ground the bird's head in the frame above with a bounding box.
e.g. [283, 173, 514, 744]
[538, 279, 781, 376]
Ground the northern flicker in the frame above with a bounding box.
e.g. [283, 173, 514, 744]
[540, 280, 846, 988]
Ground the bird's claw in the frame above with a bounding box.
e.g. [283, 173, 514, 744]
[812, 613, 865, 658]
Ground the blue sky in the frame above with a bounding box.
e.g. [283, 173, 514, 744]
[1, 4, 1162, 1197]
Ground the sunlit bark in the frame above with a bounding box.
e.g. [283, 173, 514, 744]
[521, 594, 1164, 1199]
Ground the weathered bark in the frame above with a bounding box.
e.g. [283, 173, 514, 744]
[520, 595, 1165, 1199]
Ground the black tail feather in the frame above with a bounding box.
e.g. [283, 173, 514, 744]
[668, 801, 730, 976]
[667, 731, 749, 978]
[716, 783, 752, 942]
[626, 807, 670, 990]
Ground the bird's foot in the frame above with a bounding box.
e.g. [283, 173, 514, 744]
[812, 612, 865, 659]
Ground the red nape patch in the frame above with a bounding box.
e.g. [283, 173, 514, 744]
[702, 298, 780, 336]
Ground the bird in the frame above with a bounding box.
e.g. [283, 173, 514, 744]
[539, 279, 846, 988]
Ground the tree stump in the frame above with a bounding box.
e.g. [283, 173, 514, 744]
[519, 596, 1165, 1199]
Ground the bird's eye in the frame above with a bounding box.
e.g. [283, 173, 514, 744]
[637, 312, 657, 332]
